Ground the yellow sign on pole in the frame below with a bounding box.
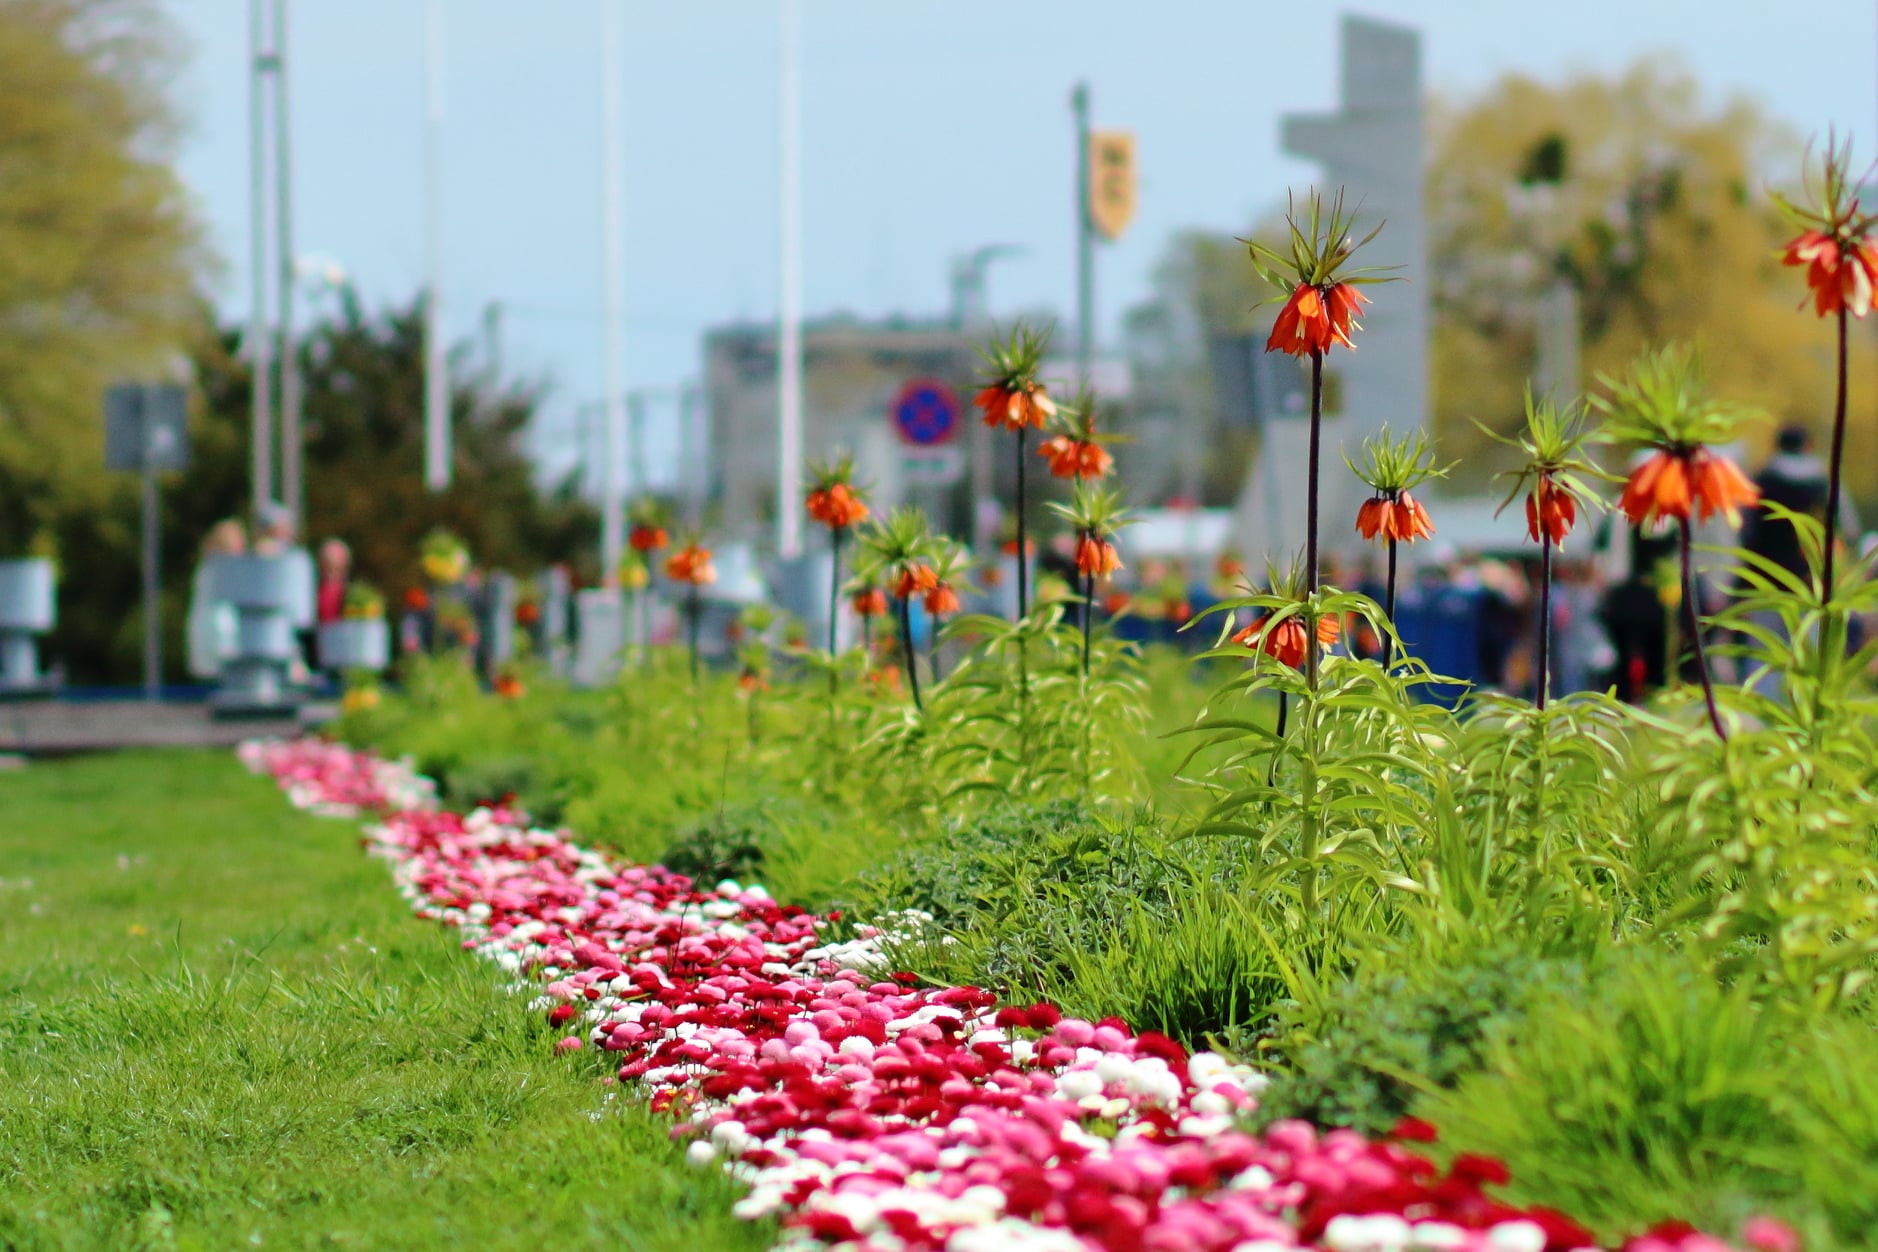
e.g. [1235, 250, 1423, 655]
[1087, 130, 1136, 241]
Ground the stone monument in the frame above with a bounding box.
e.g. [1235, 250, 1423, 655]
[1234, 14, 1428, 571]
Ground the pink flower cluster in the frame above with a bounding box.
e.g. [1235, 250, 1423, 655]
[242, 738, 1789, 1252]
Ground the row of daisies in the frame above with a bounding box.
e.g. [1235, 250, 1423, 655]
[238, 737, 1786, 1252]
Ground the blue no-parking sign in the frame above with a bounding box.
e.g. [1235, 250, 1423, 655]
[891, 378, 959, 447]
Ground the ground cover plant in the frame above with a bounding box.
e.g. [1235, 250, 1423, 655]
[0, 751, 765, 1252]
[293, 157, 1878, 1248]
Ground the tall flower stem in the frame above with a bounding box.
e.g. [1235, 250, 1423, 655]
[827, 527, 843, 656]
[1305, 347, 1325, 683]
[685, 586, 701, 686]
[1824, 304, 1849, 600]
[1306, 350, 1324, 593]
[929, 610, 943, 682]
[898, 596, 923, 711]
[1383, 535, 1398, 672]
[1081, 566, 1094, 677]
[1015, 427, 1030, 619]
[1536, 534, 1552, 710]
[1680, 518, 1725, 740]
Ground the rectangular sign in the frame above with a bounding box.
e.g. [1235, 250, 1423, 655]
[900, 445, 964, 486]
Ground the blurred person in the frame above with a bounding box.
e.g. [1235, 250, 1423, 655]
[1739, 424, 1860, 582]
[316, 538, 352, 625]
[1474, 558, 1529, 693]
[185, 518, 246, 681]
[253, 501, 315, 684]
[1550, 556, 1615, 697]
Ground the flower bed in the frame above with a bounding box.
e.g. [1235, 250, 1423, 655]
[241, 737, 1773, 1252]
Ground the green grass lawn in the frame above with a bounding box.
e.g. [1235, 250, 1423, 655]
[0, 750, 767, 1252]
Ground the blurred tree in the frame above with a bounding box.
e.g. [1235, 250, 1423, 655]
[195, 291, 599, 621]
[1425, 60, 1858, 490]
[0, 0, 202, 549]
[1130, 60, 1875, 507]
[40, 295, 596, 683]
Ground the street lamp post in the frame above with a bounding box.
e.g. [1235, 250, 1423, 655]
[776, 0, 804, 560]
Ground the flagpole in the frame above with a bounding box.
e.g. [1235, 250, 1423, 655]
[600, 0, 627, 587]
[776, 0, 804, 559]
[423, 0, 450, 491]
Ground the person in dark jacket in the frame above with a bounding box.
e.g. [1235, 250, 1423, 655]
[1739, 424, 1860, 582]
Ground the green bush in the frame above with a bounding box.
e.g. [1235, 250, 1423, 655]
[1256, 943, 1591, 1135]
[1415, 949, 1878, 1245]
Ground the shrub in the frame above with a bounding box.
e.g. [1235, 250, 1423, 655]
[1415, 949, 1878, 1244]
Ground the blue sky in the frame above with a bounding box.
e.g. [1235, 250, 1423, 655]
[166, 1, 1878, 486]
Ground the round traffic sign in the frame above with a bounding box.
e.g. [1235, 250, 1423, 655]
[892, 379, 959, 447]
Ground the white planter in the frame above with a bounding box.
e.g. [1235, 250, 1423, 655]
[0, 558, 54, 632]
[236, 613, 299, 660]
[212, 554, 297, 611]
[318, 618, 390, 671]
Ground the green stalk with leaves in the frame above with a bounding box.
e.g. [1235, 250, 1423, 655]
[1346, 425, 1449, 670]
[1484, 390, 1607, 710]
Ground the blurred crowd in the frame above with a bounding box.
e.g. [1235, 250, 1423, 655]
[1098, 425, 1876, 706]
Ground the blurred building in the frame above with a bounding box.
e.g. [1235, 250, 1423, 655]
[701, 314, 1131, 548]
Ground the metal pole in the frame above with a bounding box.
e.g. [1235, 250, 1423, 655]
[1073, 82, 1093, 392]
[141, 398, 161, 702]
[678, 381, 701, 529]
[248, 0, 273, 514]
[627, 390, 647, 505]
[776, 0, 804, 558]
[423, 0, 450, 491]
[275, 0, 302, 531]
[599, 0, 626, 588]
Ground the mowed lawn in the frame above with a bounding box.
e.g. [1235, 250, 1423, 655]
[0, 750, 766, 1252]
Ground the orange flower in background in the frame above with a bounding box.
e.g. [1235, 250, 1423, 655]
[1103, 591, 1132, 615]
[737, 669, 767, 694]
[1355, 492, 1434, 543]
[923, 584, 961, 616]
[492, 673, 525, 700]
[628, 524, 668, 553]
[852, 587, 888, 617]
[1525, 476, 1578, 545]
[402, 587, 430, 612]
[1037, 435, 1114, 480]
[806, 482, 870, 530]
[1165, 598, 1192, 626]
[1267, 281, 1367, 357]
[1074, 534, 1123, 578]
[1784, 229, 1878, 318]
[1620, 448, 1759, 527]
[889, 564, 938, 600]
[664, 544, 717, 586]
[1215, 555, 1245, 581]
[515, 600, 542, 627]
[1233, 612, 1341, 669]
[975, 380, 1057, 431]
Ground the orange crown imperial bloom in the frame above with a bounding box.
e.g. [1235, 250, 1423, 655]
[807, 483, 869, 530]
[1037, 435, 1114, 480]
[1620, 448, 1759, 528]
[1355, 492, 1434, 543]
[664, 545, 717, 586]
[1784, 229, 1878, 319]
[923, 584, 961, 616]
[1074, 534, 1123, 578]
[889, 563, 939, 600]
[975, 380, 1057, 431]
[1526, 477, 1577, 545]
[1233, 613, 1341, 670]
[628, 524, 668, 553]
[852, 587, 888, 617]
[493, 674, 525, 700]
[1267, 281, 1367, 358]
